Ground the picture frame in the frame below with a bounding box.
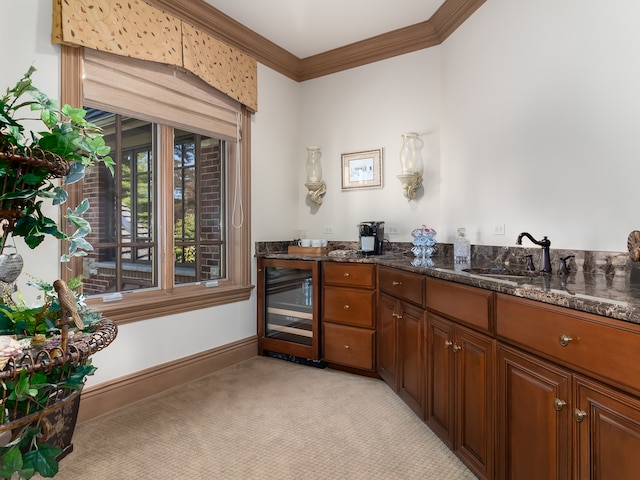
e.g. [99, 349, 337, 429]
[341, 148, 383, 190]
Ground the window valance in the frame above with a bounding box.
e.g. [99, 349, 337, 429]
[51, 0, 257, 112]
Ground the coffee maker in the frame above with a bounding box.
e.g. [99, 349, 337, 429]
[358, 221, 385, 255]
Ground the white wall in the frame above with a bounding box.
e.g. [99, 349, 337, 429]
[251, 65, 301, 242]
[440, 0, 640, 251]
[2, 0, 61, 297]
[297, 49, 442, 242]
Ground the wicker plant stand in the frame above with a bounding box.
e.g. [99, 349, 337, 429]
[0, 145, 70, 244]
[0, 319, 117, 459]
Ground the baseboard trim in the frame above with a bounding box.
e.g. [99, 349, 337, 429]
[77, 336, 258, 423]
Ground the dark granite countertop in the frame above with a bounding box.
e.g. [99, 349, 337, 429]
[257, 241, 640, 325]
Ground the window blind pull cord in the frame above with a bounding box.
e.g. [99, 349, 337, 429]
[231, 111, 244, 228]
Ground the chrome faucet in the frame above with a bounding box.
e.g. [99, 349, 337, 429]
[516, 232, 552, 273]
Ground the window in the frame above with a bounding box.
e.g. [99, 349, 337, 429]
[61, 47, 253, 324]
[173, 131, 226, 286]
[82, 115, 228, 294]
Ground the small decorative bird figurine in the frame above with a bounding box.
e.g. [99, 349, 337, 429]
[53, 279, 85, 329]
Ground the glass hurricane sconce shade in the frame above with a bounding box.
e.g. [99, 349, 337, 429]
[397, 132, 424, 201]
[305, 146, 326, 205]
[306, 146, 322, 182]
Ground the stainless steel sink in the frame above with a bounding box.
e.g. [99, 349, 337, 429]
[462, 267, 540, 278]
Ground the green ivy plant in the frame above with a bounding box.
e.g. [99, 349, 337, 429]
[0, 362, 97, 479]
[0, 67, 116, 479]
[0, 66, 114, 261]
[0, 277, 100, 479]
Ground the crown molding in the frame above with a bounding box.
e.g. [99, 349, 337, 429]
[146, 0, 486, 82]
[299, 20, 440, 82]
[147, 0, 302, 79]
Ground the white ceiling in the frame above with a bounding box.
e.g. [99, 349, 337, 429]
[203, 0, 445, 58]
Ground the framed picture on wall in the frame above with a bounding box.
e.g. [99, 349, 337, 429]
[341, 148, 383, 190]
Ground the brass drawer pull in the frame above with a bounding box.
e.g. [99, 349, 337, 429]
[343, 273, 350, 277]
[553, 398, 567, 411]
[343, 304, 350, 310]
[559, 334, 573, 347]
[444, 340, 453, 348]
[392, 281, 402, 286]
[573, 409, 587, 423]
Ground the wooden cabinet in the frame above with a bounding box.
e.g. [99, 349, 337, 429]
[426, 278, 495, 480]
[378, 266, 426, 418]
[575, 376, 640, 479]
[377, 292, 399, 389]
[497, 293, 640, 479]
[322, 263, 376, 371]
[496, 293, 640, 398]
[497, 345, 572, 480]
[426, 313, 455, 446]
[427, 313, 495, 479]
[397, 301, 425, 418]
[426, 276, 493, 334]
[260, 258, 640, 480]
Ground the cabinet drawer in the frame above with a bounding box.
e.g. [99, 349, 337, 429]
[496, 294, 640, 396]
[323, 286, 375, 327]
[323, 323, 375, 371]
[426, 278, 493, 333]
[323, 262, 375, 288]
[378, 266, 425, 307]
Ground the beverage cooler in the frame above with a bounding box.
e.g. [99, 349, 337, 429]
[257, 258, 320, 360]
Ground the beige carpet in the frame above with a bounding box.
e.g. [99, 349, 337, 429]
[55, 356, 476, 479]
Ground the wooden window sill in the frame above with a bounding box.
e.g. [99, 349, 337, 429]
[86, 283, 254, 325]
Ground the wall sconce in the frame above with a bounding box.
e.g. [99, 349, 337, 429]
[397, 132, 424, 201]
[305, 146, 326, 205]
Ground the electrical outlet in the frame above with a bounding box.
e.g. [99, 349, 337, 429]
[387, 225, 399, 235]
[323, 225, 334, 234]
[493, 224, 505, 235]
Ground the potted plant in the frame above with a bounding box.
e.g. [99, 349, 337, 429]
[0, 67, 117, 479]
[0, 65, 114, 261]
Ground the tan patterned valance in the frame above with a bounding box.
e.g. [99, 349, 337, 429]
[52, 0, 257, 111]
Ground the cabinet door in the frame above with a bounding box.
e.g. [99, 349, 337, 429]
[377, 293, 398, 390]
[426, 313, 455, 448]
[398, 301, 425, 419]
[497, 345, 571, 480]
[575, 375, 640, 479]
[455, 325, 494, 480]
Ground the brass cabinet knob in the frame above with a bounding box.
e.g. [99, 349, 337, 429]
[453, 344, 462, 352]
[573, 409, 587, 423]
[344, 344, 350, 349]
[343, 304, 350, 309]
[559, 334, 573, 347]
[343, 273, 350, 277]
[392, 281, 402, 286]
[444, 340, 453, 348]
[553, 398, 567, 411]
